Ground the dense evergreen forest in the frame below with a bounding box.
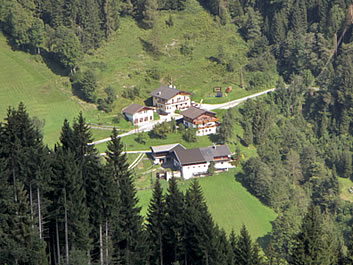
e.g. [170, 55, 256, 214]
[1, 102, 353, 265]
[1, 0, 353, 264]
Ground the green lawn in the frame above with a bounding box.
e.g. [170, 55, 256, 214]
[338, 177, 353, 203]
[137, 168, 276, 239]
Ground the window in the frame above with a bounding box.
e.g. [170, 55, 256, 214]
[144, 117, 148, 121]
[134, 119, 138, 124]
[140, 118, 143, 122]
[150, 116, 153, 120]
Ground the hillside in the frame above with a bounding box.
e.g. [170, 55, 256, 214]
[81, 1, 278, 112]
[0, 33, 110, 145]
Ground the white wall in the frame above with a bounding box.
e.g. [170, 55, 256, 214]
[181, 163, 209, 179]
[131, 109, 154, 125]
[184, 120, 218, 136]
[214, 161, 234, 170]
[196, 126, 218, 136]
[155, 95, 191, 113]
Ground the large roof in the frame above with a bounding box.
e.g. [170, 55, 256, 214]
[150, 85, 191, 100]
[172, 144, 231, 165]
[122, 104, 152, 115]
[181, 106, 216, 120]
[172, 145, 206, 165]
[151, 143, 184, 153]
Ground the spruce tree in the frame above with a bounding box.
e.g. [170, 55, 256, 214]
[233, 225, 260, 265]
[106, 128, 146, 265]
[288, 204, 336, 265]
[164, 177, 184, 264]
[142, 0, 158, 29]
[183, 180, 215, 265]
[146, 179, 166, 265]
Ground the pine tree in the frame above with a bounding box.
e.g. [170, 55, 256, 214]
[146, 179, 166, 265]
[288, 204, 336, 265]
[0, 181, 47, 264]
[183, 180, 215, 265]
[291, 0, 307, 34]
[164, 177, 184, 264]
[243, 120, 253, 146]
[143, 0, 158, 29]
[271, 11, 286, 44]
[106, 128, 146, 264]
[50, 147, 91, 263]
[233, 225, 260, 265]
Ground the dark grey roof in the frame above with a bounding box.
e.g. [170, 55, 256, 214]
[200, 144, 231, 162]
[122, 104, 151, 115]
[171, 145, 206, 165]
[150, 85, 191, 100]
[181, 106, 216, 120]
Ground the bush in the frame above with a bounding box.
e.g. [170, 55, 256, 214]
[183, 127, 197, 142]
[71, 70, 97, 103]
[113, 113, 125, 123]
[121, 87, 141, 100]
[180, 41, 194, 57]
[146, 67, 161, 80]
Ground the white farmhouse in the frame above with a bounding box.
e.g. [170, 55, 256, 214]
[122, 104, 154, 125]
[150, 85, 191, 114]
[150, 143, 233, 179]
[181, 106, 220, 136]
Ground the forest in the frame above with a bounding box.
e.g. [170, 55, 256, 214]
[1, 0, 353, 264]
[1, 102, 352, 265]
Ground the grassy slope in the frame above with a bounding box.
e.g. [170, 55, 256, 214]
[0, 34, 115, 145]
[82, 0, 277, 112]
[339, 177, 353, 203]
[137, 168, 277, 239]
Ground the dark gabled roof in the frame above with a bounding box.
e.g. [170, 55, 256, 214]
[122, 104, 152, 115]
[171, 145, 206, 165]
[181, 106, 216, 120]
[150, 85, 191, 100]
[199, 144, 232, 162]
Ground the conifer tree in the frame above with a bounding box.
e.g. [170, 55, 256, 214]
[289, 204, 337, 265]
[106, 128, 147, 264]
[50, 147, 91, 263]
[243, 120, 253, 146]
[164, 177, 184, 264]
[233, 225, 261, 265]
[146, 179, 166, 265]
[183, 180, 215, 265]
[0, 182, 47, 264]
[143, 0, 158, 29]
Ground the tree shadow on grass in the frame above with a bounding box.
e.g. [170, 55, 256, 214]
[257, 232, 272, 250]
[138, 37, 163, 58]
[3, 33, 67, 77]
[41, 50, 68, 77]
[208, 133, 223, 144]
